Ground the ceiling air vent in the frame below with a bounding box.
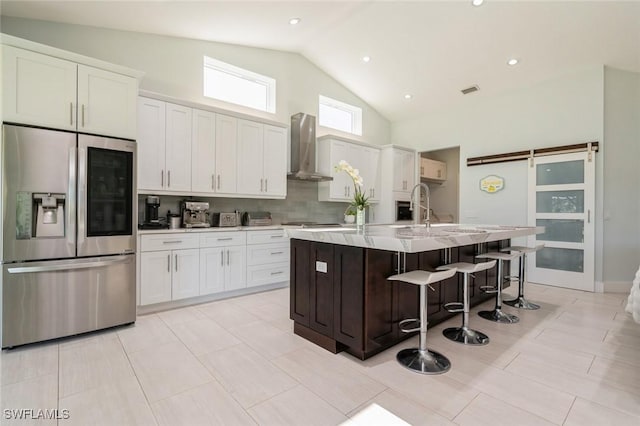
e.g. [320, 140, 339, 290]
[461, 85, 480, 95]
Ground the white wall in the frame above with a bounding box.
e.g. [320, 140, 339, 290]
[0, 16, 390, 145]
[603, 67, 640, 286]
[392, 66, 608, 282]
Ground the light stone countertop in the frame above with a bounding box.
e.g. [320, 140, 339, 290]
[137, 225, 288, 235]
[286, 223, 543, 253]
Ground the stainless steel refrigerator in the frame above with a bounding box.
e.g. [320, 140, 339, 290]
[2, 124, 137, 348]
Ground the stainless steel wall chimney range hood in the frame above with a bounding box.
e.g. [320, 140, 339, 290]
[288, 113, 333, 182]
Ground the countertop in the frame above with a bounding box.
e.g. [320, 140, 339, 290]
[137, 225, 287, 235]
[286, 223, 543, 253]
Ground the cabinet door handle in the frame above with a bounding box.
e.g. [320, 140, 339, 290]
[260, 178, 264, 192]
[161, 170, 164, 187]
[221, 250, 224, 266]
[271, 271, 283, 275]
[163, 240, 183, 244]
[175, 254, 178, 271]
[81, 104, 85, 127]
[217, 175, 220, 190]
[167, 254, 170, 272]
[270, 235, 283, 239]
[421, 166, 424, 175]
[265, 178, 268, 193]
[217, 237, 233, 241]
[270, 251, 284, 255]
[70, 102, 74, 126]
[226, 250, 230, 265]
[211, 174, 215, 190]
[168, 170, 171, 188]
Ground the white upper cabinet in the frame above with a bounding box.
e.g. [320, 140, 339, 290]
[77, 65, 137, 139]
[318, 137, 380, 203]
[215, 114, 239, 194]
[237, 119, 265, 196]
[137, 98, 166, 191]
[191, 111, 239, 195]
[3, 45, 137, 139]
[237, 120, 287, 198]
[3, 46, 77, 131]
[137, 95, 285, 198]
[362, 147, 381, 202]
[420, 157, 447, 181]
[262, 125, 287, 197]
[393, 149, 416, 193]
[164, 103, 192, 192]
[191, 109, 217, 193]
[137, 98, 192, 193]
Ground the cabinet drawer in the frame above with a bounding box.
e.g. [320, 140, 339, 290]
[246, 229, 287, 244]
[141, 234, 199, 252]
[246, 242, 290, 266]
[200, 231, 246, 248]
[247, 262, 289, 287]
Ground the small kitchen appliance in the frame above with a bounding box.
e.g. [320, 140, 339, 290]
[211, 212, 239, 227]
[242, 211, 273, 226]
[181, 201, 211, 228]
[139, 195, 167, 229]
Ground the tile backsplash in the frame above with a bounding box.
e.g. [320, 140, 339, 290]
[138, 180, 351, 225]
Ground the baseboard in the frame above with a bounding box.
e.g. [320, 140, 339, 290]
[602, 280, 632, 294]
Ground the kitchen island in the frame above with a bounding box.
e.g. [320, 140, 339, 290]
[287, 224, 540, 360]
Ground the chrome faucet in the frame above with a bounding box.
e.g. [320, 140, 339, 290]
[409, 183, 431, 228]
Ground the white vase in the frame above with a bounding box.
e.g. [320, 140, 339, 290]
[356, 207, 365, 228]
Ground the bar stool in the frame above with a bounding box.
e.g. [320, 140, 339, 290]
[388, 268, 458, 374]
[501, 245, 544, 310]
[476, 251, 520, 323]
[436, 260, 496, 345]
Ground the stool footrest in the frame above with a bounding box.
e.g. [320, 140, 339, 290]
[443, 302, 464, 313]
[399, 318, 421, 333]
[479, 285, 497, 294]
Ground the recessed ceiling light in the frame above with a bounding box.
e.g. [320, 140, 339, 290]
[289, 18, 301, 25]
[472, 0, 484, 6]
[362, 56, 371, 63]
[507, 58, 519, 66]
[404, 94, 413, 100]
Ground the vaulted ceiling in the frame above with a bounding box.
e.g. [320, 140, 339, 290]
[2, 1, 639, 122]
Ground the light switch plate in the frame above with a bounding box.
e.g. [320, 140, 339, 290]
[315, 261, 327, 273]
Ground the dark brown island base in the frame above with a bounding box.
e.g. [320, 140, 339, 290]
[289, 238, 512, 360]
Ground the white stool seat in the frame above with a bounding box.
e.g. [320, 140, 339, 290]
[389, 269, 457, 286]
[476, 251, 519, 261]
[501, 245, 544, 254]
[437, 261, 495, 274]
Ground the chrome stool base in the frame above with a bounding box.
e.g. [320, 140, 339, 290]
[443, 327, 489, 345]
[397, 348, 451, 374]
[504, 296, 540, 310]
[478, 308, 519, 324]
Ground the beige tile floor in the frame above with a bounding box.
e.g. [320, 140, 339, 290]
[2, 283, 640, 425]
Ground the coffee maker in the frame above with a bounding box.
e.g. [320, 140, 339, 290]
[181, 201, 211, 228]
[139, 195, 167, 229]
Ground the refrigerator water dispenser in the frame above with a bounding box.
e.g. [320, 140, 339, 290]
[33, 193, 65, 238]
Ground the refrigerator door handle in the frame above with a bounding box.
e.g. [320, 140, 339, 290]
[77, 147, 87, 250]
[67, 146, 77, 246]
[7, 256, 132, 274]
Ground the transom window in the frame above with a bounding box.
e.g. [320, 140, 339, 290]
[203, 56, 276, 113]
[319, 95, 363, 136]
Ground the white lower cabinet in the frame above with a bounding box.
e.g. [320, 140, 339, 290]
[246, 230, 289, 288]
[140, 251, 172, 305]
[140, 229, 288, 307]
[199, 232, 246, 295]
[139, 233, 199, 305]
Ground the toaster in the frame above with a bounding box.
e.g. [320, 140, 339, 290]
[211, 212, 239, 227]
